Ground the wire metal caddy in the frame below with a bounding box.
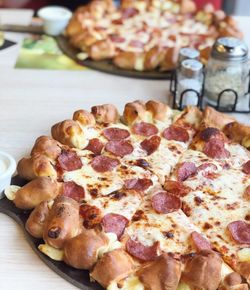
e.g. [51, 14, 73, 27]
[170, 70, 250, 113]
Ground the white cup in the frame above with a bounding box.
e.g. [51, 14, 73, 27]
[0, 151, 16, 199]
[38, 6, 72, 36]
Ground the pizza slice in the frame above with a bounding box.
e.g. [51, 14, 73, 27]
[165, 147, 250, 282]
[91, 188, 246, 290]
[122, 101, 202, 183]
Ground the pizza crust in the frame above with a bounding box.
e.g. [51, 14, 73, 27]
[223, 121, 250, 150]
[202, 106, 236, 130]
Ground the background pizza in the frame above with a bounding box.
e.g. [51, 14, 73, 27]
[65, 0, 243, 71]
[5, 100, 250, 290]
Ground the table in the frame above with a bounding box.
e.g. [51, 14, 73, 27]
[0, 9, 249, 290]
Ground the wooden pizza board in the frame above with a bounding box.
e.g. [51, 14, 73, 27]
[0, 176, 104, 290]
[56, 35, 172, 80]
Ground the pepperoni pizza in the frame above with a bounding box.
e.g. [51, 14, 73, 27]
[65, 0, 243, 71]
[5, 101, 250, 290]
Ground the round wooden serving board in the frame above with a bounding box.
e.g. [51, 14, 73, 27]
[0, 176, 103, 290]
[56, 35, 172, 80]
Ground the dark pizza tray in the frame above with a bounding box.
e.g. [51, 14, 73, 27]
[0, 176, 103, 290]
[56, 35, 172, 80]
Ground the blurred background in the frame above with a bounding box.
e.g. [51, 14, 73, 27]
[0, 0, 249, 15]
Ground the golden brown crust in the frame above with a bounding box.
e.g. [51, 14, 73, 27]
[69, 31, 99, 51]
[14, 177, 61, 210]
[174, 106, 202, 130]
[65, 16, 83, 38]
[91, 249, 135, 288]
[160, 47, 180, 72]
[113, 51, 137, 70]
[51, 119, 85, 149]
[237, 262, 250, 284]
[220, 272, 249, 290]
[43, 196, 80, 249]
[144, 46, 165, 71]
[17, 154, 57, 181]
[25, 201, 50, 239]
[181, 250, 222, 290]
[91, 104, 119, 124]
[63, 229, 109, 270]
[180, 0, 197, 14]
[123, 100, 146, 125]
[202, 106, 236, 130]
[224, 272, 242, 287]
[73, 109, 96, 126]
[223, 122, 250, 150]
[88, 39, 116, 61]
[31, 136, 62, 160]
[137, 253, 182, 290]
[146, 100, 172, 123]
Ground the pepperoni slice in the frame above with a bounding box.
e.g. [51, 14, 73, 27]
[227, 221, 250, 245]
[129, 40, 144, 48]
[105, 140, 134, 157]
[197, 163, 218, 172]
[122, 7, 138, 19]
[124, 178, 153, 191]
[151, 191, 181, 214]
[140, 135, 161, 155]
[197, 163, 218, 179]
[203, 139, 230, 159]
[56, 150, 82, 171]
[132, 122, 158, 137]
[164, 180, 191, 197]
[103, 127, 130, 141]
[200, 127, 221, 141]
[126, 238, 159, 261]
[101, 213, 128, 239]
[176, 162, 197, 181]
[135, 159, 150, 169]
[109, 34, 126, 43]
[91, 155, 120, 172]
[244, 185, 250, 200]
[112, 19, 123, 25]
[84, 138, 104, 155]
[191, 231, 212, 251]
[162, 125, 189, 143]
[79, 204, 102, 229]
[63, 181, 85, 202]
[242, 161, 250, 174]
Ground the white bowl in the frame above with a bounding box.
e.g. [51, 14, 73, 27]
[0, 151, 16, 199]
[38, 6, 72, 36]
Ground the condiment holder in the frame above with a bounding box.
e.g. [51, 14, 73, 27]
[170, 37, 250, 113]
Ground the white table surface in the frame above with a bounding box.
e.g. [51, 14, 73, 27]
[0, 9, 249, 290]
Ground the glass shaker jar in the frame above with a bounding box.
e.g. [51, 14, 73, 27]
[176, 59, 203, 109]
[178, 47, 200, 65]
[204, 37, 249, 110]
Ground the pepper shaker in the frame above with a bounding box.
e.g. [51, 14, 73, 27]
[204, 37, 249, 110]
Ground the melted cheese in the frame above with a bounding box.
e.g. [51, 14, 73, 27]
[97, 233, 122, 258]
[125, 207, 198, 253]
[63, 157, 156, 197]
[4, 185, 20, 200]
[108, 276, 144, 290]
[178, 150, 250, 271]
[38, 244, 64, 261]
[88, 191, 142, 220]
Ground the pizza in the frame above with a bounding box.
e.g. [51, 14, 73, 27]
[5, 100, 250, 290]
[65, 0, 243, 71]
